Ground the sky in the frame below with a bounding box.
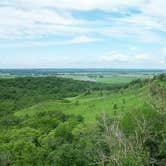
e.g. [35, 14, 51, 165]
[0, 0, 166, 69]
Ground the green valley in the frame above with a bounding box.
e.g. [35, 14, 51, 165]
[0, 73, 165, 166]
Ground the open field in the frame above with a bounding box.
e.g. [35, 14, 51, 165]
[0, 68, 164, 84]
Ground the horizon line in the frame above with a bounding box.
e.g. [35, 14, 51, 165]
[0, 68, 166, 71]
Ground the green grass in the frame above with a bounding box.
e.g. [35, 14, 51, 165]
[58, 73, 153, 84]
[96, 76, 137, 84]
[15, 85, 148, 123]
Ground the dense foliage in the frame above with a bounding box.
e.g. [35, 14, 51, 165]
[0, 76, 115, 115]
[0, 75, 165, 165]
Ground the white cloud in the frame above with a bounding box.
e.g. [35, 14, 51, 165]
[0, 55, 72, 68]
[0, 35, 100, 48]
[101, 51, 129, 62]
[140, 0, 166, 18]
[162, 47, 166, 54]
[134, 54, 151, 61]
[70, 35, 101, 44]
[104, 12, 166, 42]
[0, 0, 165, 44]
[1, 0, 141, 11]
[101, 51, 166, 66]
[0, 6, 87, 39]
[161, 48, 166, 64]
[116, 14, 166, 32]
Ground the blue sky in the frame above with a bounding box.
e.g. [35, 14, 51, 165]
[0, 0, 166, 69]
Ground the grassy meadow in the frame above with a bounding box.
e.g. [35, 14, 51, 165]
[15, 85, 147, 123]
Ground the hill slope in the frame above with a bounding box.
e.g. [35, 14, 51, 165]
[0, 75, 165, 166]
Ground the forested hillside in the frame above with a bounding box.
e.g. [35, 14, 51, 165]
[0, 75, 165, 166]
[0, 76, 115, 115]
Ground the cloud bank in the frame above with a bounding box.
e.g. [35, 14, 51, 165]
[0, 0, 166, 68]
